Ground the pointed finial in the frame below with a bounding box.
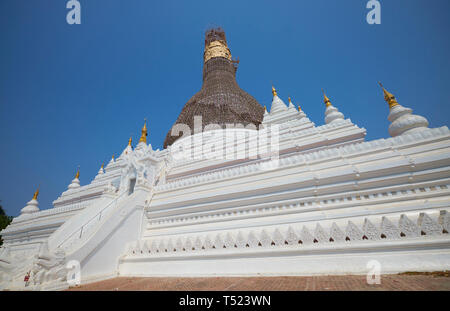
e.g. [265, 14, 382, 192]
[128, 136, 132, 147]
[101, 162, 104, 169]
[272, 85, 277, 97]
[139, 119, 148, 144]
[112, 154, 115, 161]
[75, 166, 80, 179]
[288, 97, 292, 103]
[32, 186, 40, 200]
[378, 82, 399, 109]
[322, 89, 331, 107]
[264, 105, 267, 112]
[298, 105, 302, 112]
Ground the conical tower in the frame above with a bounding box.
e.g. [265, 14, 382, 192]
[164, 28, 264, 148]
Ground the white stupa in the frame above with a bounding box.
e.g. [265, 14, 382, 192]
[287, 97, 296, 110]
[97, 163, 104, 175]
[323, 90, 345, 124]
[106, 154, 115, 168]
[379, 82, 429, 137]
[20, 187, 40, 215]
[119, 137, 133, 159]
[1, 29, 448, 291]
[296, 101, 306, 118]
[263, 87, 308, 125]
[92, 163, 105, 181]
[2, 82, 449, 291]
[135, 121, 148, 152]
[269, 86, 288, 113]
[67, 168, 80, 190]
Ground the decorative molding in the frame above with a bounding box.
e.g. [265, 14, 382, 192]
[125, 211, 449, 259]
[123, 210, 450, 259]
[146, 182, 450, 229]
[155, 127, 449, 193]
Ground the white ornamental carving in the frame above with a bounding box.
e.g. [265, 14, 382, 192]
[418, 213, 442, 236]
[31, 242, 67, 286]
[399, 214, 420, 237]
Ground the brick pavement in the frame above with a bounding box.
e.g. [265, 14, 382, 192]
[67, 274, 450, 291]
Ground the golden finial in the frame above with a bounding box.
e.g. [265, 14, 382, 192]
[32, 186, 40, 200]
[75, 166, 80, 179]
[322, 89, 331, 107]
[298, 105, 302, 112]
[112, 154, 115, 160]
[128, 136, 132, 147]
[264, 105, 267, 112]
[101, 163, 104, 169]
[288, 97, 292, 103]
[378, 82, 399, 109]
[139, 119, 148, 144]
[272, 85, 277, 97]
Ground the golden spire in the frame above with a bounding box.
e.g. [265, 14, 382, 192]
[32, 186, 40, 200]
[75, 167, 80, 179]
[298, 105, 302, 112]
[272, 85, 277, 97]
[101, 163, 104, 169]
[288, 97, 292, 104]
[378, 82, 399, 109]
[112, 154, 115, 160]
[264, 105, 267, 112]
[139, 120, 148, 144]
[128, 136, 132, 147]
[322, 89, 332, 107]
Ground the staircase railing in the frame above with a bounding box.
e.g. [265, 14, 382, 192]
[56, 191, 127, 250]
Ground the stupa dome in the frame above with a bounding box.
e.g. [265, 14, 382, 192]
[164, 27, 264, 148]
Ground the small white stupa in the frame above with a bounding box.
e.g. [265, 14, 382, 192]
[287, 96, 306, 118]
[379, 82, 429, 137]
[67, 168, 80, 190]
[262, 87, 311, 125]
[93, 163, 105, 181]
[119, 137, 133, 159]
[269, 86, 288, 113]
[296, 102, 306, 118]
[98, 163, 104, 175]
[135, 121, 148, 151]
[105, 154, 116, 170]
[97, 163, 104, 175]
[323, 90, 345, 124]
[20, 187, 40, 215]
[287, 97, 296, 110]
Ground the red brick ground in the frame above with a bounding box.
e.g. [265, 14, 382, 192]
[67, 274, 450, 291]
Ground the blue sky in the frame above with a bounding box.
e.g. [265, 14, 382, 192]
[1, 0, 449, 216]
